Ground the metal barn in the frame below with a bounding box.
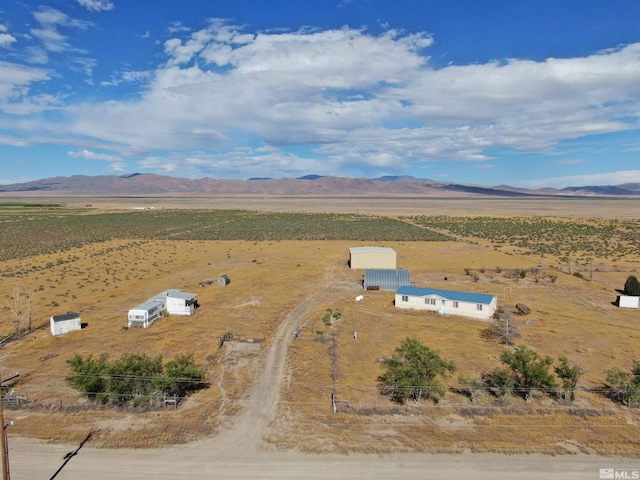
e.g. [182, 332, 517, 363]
[349, 246, 397, 269]
[364, 269, 410, 291]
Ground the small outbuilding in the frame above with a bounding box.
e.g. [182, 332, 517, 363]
[617, 295, 640, 309]
[364, 269, 411, 291]
[166, 291, 199, 316]
[395, 286, 497, 321]
[349, 246, 397, 269]
[50, 312, 81, 336]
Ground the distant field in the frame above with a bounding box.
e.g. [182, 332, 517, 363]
[1, 197, 640, 456]
[3, 194, 640, 217]
[0, 202, 62, 208]
[1, 207, 639, 266]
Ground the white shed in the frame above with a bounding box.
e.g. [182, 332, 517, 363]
[395, 286, 497, 321]
[166, 291, 198, 316]
[50, 312, 81, 336]
[617, 295, 640, 309]
[349, 246, 397, 269]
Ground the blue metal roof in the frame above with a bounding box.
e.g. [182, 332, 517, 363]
[396, 286, 495, 305]
[364, 269, 410, 291]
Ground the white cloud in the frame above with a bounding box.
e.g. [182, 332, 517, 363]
[6, 19, 640, 180]
[68, 149, 126, 171]
[0, 134, 28, 147]
[30, 7, 91, 53]
[0, 31, 17, 47]
[100, 70, 151, 87]
[75, 0, 114, 12]
[137, 148, 330, 179]
[556, 159, 584, 165]
[0, 61, 58, 113]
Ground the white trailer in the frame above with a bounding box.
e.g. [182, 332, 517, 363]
[128, 297, 166, 328]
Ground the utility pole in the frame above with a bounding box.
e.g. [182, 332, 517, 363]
[0, 370, 18, 480]
[0, 393, 7, 480]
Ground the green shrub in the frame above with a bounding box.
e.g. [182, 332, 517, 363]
[66, 352, 206, 407]
[624, 275, 640, 296]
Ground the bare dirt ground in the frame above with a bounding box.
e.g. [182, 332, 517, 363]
[2, 196, 640, 478]
[8, 278, 639, 479]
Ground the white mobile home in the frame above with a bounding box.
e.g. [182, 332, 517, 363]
[395, 286, 497, 321]
[50, 312, 81, 336]
[349, 246, 397, 270]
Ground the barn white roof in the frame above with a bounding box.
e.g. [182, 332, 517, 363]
[349, 246, 396, 254]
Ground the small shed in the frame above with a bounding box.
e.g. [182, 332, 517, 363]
[364, 269, 410, 291]
[349, 246, 396, 269]
[617, 295, 640, 309]
[50, 312, 81, 336]
[166, 291, 199, 316]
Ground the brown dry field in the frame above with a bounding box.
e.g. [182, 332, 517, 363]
[1, 196, 640, 457]
[7, 193, 640, 218]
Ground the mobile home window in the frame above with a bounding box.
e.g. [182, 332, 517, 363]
[453, 301, 459, 308]
[401, 295, 408, 302]
[477, 304, 483, 311]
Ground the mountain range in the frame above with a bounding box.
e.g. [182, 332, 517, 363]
[1, 173, 639, 197]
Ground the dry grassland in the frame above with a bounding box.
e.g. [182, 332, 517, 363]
[0, 198, 640, 456]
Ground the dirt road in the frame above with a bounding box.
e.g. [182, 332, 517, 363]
[7, 287, 640, 479]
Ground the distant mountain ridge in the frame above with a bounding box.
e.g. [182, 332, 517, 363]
[0, 173, 639, 197]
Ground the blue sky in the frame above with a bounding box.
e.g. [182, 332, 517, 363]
[1, 0, 639, 188]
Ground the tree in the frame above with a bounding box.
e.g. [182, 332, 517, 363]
[554, 356, 584, 403]
[66, 352, 207, 407]
[458, 375, 483, 403]
[488, 308, 521, 346]
[105, 353, 164, 406]
[65, 353, 109, 401]
[7, 284, 24, 334]
[483, 367, 515, 399]
[500, 345, 557, 401]
[160, 354, 206, 397]
[380, 337, 455, 403]
[23, 282, 38, 331]
[605, 362, 640, 407]
[624, 275, 640, 296]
